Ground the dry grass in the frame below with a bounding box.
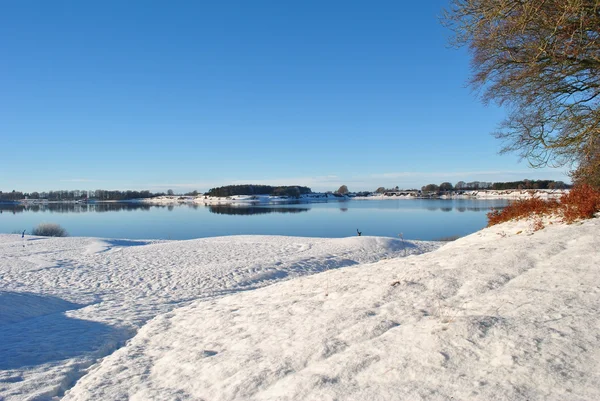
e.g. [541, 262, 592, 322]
[487, 185, 600, 227]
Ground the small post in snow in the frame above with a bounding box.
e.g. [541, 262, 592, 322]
[399, 232, 406, 256]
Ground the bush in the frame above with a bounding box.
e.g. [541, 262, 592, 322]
[561, 184, 600, 223]
[487, 185, 600, 227]
[487, 197, 560, 227]
[32, 223, 68, 237]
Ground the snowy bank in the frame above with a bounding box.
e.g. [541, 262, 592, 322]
[354, 189, 568, 201]
[135, 193, 347, 206]
[63, 217, 600, 401]
[0, 234, 436, 400]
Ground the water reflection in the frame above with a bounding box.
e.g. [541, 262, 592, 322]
[0, 203, 156, 214]
[0, 202, 505, 215]
[207, 205, 310, 216]
[0, 199, 511, 240]
[425, 206, 503, 212]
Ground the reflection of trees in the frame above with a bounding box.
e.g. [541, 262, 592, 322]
[207, 205, 310, 216]
[0, 203, 156, 214]
[340, 208, 349, 212]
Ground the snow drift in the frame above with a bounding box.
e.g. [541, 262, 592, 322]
[0, 234, 437, 400]
[62, 218, 600, 401]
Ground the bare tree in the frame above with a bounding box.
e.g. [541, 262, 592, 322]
[443, 0, 600, 178]
[336, 185, 349, 195]
[571, 136, 600, 187]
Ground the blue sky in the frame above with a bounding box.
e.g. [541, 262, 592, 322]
[0, 0, 569, 193]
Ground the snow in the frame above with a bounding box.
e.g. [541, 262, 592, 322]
[2, 217, 599, 401]
[64, 217, 600, 401]
[152, 189, 566, 205]
[0, 234, 437, 400]
[136, 193, 345, 206]
[354, 189, 567, 200]
[453, 189, 566, 199]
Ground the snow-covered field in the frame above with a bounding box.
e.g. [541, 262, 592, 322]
[0, 234, 437, 400]
[2, 217, 599, 400]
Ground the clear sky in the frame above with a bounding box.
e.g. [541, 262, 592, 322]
[0, 0, 570, 193]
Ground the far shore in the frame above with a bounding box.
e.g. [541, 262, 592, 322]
[2, 188, 568, 207]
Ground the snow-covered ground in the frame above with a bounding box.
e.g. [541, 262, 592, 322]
[355, 189, 567, 200]
[0, 234, 437, 400]
[453, 189, 567, 199]
[135, 193, 345, 206]
[63, 217, 600, 401]
[2, 216, 599, 401]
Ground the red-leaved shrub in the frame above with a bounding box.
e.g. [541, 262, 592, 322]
[487, 197, 560, 227]
[561, 184, 600, 223]
[487, 185, 600, 227]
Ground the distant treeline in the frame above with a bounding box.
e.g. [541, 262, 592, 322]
[0, 189, 160, 202]
[420, 179, 570, 192]
[206, 185, 312, 198]
[487, 180, 570, 190]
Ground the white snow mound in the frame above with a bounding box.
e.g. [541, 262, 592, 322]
[63, 218, 600, 401]
[0, 234, 436, 400]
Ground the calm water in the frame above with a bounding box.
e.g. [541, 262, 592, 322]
[0, 199, 509, 241]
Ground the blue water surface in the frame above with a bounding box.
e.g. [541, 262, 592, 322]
[0, 199, 509, 241]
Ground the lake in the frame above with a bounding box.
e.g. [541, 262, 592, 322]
[0, 199, 509, 241]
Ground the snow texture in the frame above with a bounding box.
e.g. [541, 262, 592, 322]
[63, 218, 600, 401]
[0, 234, 436, 400]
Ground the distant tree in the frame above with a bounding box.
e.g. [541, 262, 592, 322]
[455, 181, 467, 190]
[421, 184, 439, 192]
[466, 181, 481, 190]
[439, 182, 454, 191]
[443, 0, 600, 179]
[167, 189, 175, 196]
[554, 181, 567, 190]
[336, 185, 349, 195]
[375, 187, 386, 194]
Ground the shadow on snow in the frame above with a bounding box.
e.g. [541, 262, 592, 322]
[0, 292, 129, 370]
